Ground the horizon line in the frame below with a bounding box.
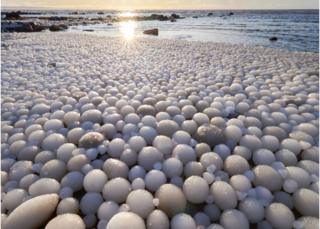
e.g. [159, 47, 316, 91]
[2, 6, 319, 11]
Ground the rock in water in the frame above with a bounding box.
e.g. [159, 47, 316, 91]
[4, 194, 59, 229]
[45, 214, 85, 229]
[143, 29, 159, 36]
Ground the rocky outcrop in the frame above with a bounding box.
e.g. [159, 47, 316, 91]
[143, 28, 159, 36]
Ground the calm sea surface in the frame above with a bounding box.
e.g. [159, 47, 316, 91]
[7, 9, 320, 52]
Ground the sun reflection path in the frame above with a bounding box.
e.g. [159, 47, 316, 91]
[119, 20, 137, 41]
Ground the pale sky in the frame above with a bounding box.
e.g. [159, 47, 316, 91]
[2, 0, 319, 10]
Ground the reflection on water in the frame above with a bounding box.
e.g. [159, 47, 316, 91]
[119, 20, 137, 40]
[118, 11, 137, 18]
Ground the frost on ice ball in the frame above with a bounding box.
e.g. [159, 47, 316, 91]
[78, 132, 104, 149]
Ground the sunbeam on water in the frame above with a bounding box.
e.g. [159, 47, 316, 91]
[119, 20, 137, 41]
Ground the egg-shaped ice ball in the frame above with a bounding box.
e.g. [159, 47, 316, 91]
[102, 178, 131, 203]
[156, 184, 186, 217]
[183, 176, 209, 204]
[126, 189, 154, 218]
[106, 212, 145, 229]
[83, 169, 108, 192]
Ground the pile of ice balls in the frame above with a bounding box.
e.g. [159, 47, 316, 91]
[1, 33, 319, 229]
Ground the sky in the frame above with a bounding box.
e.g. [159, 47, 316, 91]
[2, 0, 319, 10]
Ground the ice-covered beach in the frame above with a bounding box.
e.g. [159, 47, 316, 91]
[1, 33, 319, 229]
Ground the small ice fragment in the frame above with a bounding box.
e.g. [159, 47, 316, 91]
[153, 162, 162, 170]
[236, 191, 248, 201]
[206, 165, 217, 174]
[293, 220, 304, 229]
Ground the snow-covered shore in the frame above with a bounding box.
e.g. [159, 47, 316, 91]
[1, 33, 319, 229]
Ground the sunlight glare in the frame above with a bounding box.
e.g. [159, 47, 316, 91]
[119, 20, 137, 40]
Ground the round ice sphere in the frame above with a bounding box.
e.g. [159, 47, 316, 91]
[275, 149, 297, 166]
[157, 120, 179, 137]
[29, 178, 60, 196]
[162, 158, 183, 178]
[128, 136, 146, 152]
[194, 212, 210, 227]
[132, 178, 145, 190]
[239, 197, 264, 223]
[3, 188, 28, 212]
[283, 179, 298, 193]
[128, 165, 146, 182]
[103, 178, 131, 203]
[59, 187, 73, 199]
[211, 181, 237, 210]
[80, 192, 103, 215]
[293, 188, 319, 217]
[220, 209, 249, 229]
[103, 158, 129, 179]
[56, 197, 79, 215]
[56, 143, 77, 162]
[147, 210, 169, 229]
[171, 213, 196, 229]
[274, 191, 294, 209]
[97, 201, 119, 221]
[67, 128, 85, 144]
[126, 189, 154, 218]
[83, 169, 108, 192]
[145, 170, 167, 192]
[281, 138, 301, 155]
[286, 166, 311, 188]
[224, 155, 250, 175]
[224, 125, 243, 143]
[184, 161, 204, 177]
[106, 212, 145, 229]
[81, 109, 102, 123]
[9, 161, 33, 181]
[40, 159, 67, 181]
[204, 204, 221, 221]
[266, 203, 295, 229]
[253, 149, 276, 165]
[64, 111, 80, 126]
[253, 165, 283, 191]
[108, 138, 125, 158]
[138, 147, 164, 171]
[183, 176, 209, 204]
[240, 135, 262, 151]
[41, 133, 66, 151]
[152, 135, 174, 155]
[67, 155, 89, 171]
[172, 131, 191, 144]
[156, 184, 186, 217]
[229, 175, 252, 192]
[60, 171, 84, 192]
[200, 152, 223, 170]
[45, 213, 85, 229]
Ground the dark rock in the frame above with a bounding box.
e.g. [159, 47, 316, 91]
[170, 18, 177, 22]
[48, 63, 56, 67]
[4, 11, 22, 20]
[228, 12, 234, 16]
[269, 36, 278, 42]
[107, 23, 112, 26]
[97, 11, 104, 15]
[208, 13, 213, 16]
[71, 11, 79, 15]
[83, 29, 94, 32]
[49, 24, 68, 32]
[192, 16, 198, 19]
[48, 16, 69, 21]
[1, 22, 46, 32]
[171, 13, 180, 19]
[143, 28, 158, 36]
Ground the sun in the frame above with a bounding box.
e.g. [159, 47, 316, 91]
[119, 20, 137, 40]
